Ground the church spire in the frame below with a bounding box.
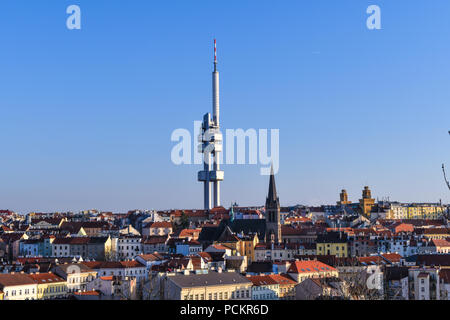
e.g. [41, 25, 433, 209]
[265, 164, 281, 244]
[266, 164, 279, 204]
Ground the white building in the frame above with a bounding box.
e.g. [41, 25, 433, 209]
[53, 263, 97, 294]
[117, 235, 142, 260]
[0, 273, 37, 300]
[82, 261, 148, 286]
[409, 267, 440, 300]
[248, 275, 279, 300]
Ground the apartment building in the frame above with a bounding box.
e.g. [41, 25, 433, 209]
[117, 235, 142, 260]
[287, 260, 339, 283]
[164, 271, 252, 300]
[0, 273, 37, 300]
[53, 263, 97, 293]
[28, 272, 67, 300]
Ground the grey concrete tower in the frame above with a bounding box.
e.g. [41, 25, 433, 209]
[198, 39, 224, 210]
[265, 165, 281, 244]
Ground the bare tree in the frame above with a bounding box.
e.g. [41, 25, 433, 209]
[442, 164, 450, 192]
[328, 258, 384, 300]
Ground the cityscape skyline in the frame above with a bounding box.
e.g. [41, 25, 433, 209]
[1, 1, 450, 212]
[1, 1, 450, 305]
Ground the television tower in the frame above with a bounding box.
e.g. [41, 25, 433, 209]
[198, 39, 224, 210]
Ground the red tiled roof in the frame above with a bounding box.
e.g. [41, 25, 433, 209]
[0, 273, 36, 287]
[381, 253, 402, 263]
[431, 239, 450, 247]
[27, 272, 65, 284]
[120, 261, 145, 268]
[142, 235, 168, 244]
[179, 229, 201, 238]
[269, 274, 296, 285]
[147, 222, 172, 229]
[247, 275, 278, 286]
[287, 260, 336, 274]
[82, 261, 145, 269]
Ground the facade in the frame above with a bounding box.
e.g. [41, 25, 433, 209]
[0, 273, 37, 300]
[248, 275, 280, 300]
[142, 235, 168, 254]
[142, 222, 173, 237]
[254, 243, 302, 262]
[388, 203, 444, 220]
[117, 235, 142, 260]
[28, 272, 67, 300]
[20, 239, 40, 257]
[87, 276, 137, 299]
[53, 263, 97, 293]
[295, 277, 347, 300]
[409, 267, 440, 300]
[51, 236, 113, 260]
[164, 271, 252, 300]
[316, 232, 349, 258]
[236, 234, 259, 263]
[52, 238, 71, 257]
[287, 260, 339, 283]
[176, 240, 203, 256]
[82, 261, 148, 286]
[431, 239, 450, 253]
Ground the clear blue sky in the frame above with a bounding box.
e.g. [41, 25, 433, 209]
[1, 1, 450, 213]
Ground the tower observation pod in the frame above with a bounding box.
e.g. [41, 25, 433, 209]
[198, 39, 224, 210]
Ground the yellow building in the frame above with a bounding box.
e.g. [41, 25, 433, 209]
[214, 227, 259, 263]
[414, 204, 444, 220]
[164, 271, 253, 300]
[236, 234, 259, 263]
[388, 203, 444, 220]
[316, 232, 349, 258]
[0, 290, 3, 300]
[387, 204, 409, 219]
[272, 274, 297, 300]
[28, 272, 67, 300]
[423, 228, 450, 240]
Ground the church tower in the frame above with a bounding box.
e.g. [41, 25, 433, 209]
[359, 186, 375, 218]
[337, 189, 351, 205]
[265, 166, 281, 244]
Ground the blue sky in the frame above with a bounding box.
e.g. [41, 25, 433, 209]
[1, 1, 450, 213]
